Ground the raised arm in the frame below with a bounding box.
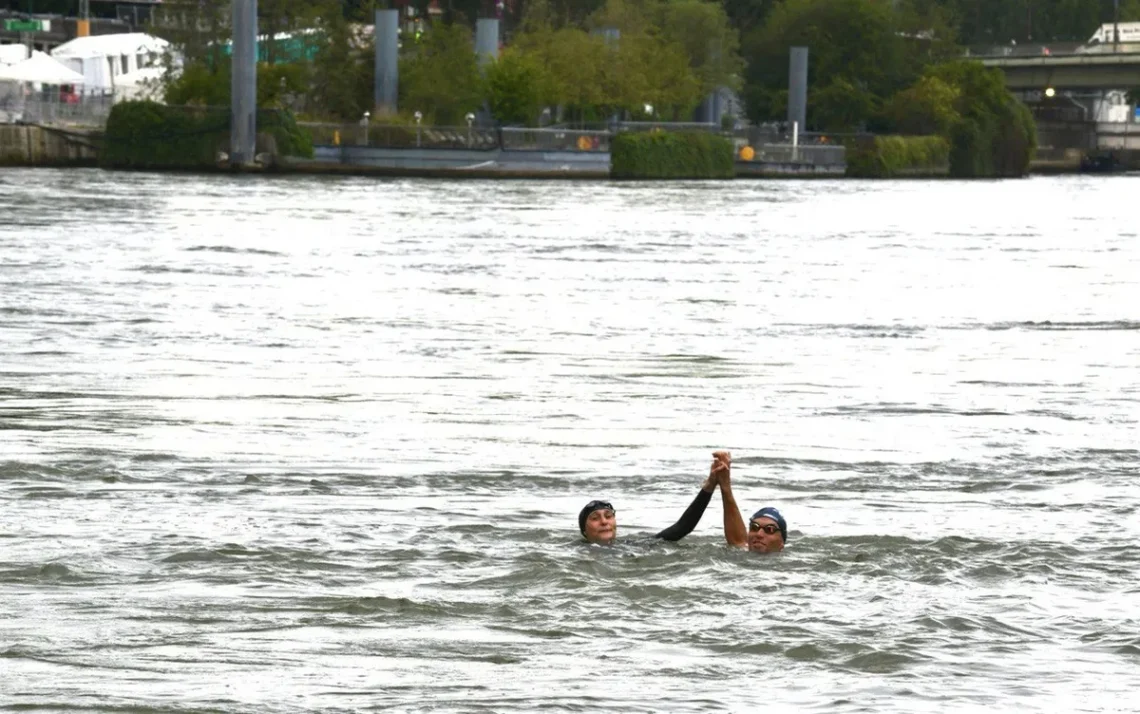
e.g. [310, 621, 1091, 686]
[713, 451, 747, 548]
[654, 461, 718, 542]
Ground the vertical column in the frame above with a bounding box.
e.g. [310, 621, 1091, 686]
[374, 9, 399, 114]
[475, 18, 499, 67]
[230, 0, 258, 166]
[474, 18, 499, 125]
[787, 46, 808, 136]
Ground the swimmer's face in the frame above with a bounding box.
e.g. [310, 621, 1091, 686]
[584, 508, 617, 544]
[747, 517, 784, 553]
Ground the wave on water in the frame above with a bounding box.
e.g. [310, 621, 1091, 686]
[184, 246, 286, 257]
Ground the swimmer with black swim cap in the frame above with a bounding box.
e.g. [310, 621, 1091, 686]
[578, 455, 721, 544]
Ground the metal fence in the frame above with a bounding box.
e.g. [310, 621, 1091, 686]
[301, 123, 612, 152]
[0, 92, 114, 127]
[300, 121, 844, 166]
[500, 127, 610, 152]
[747, 143, 846, 166]
[619, 121, 721, 133]
[301, 121, 500, 149]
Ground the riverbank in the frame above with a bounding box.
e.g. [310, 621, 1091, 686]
[0, 125, 98, 167]
[0, 123, 1121, 177]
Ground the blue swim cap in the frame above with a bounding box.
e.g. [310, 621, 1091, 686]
[750, 507, 787, 542]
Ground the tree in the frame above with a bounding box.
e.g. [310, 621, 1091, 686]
[656, 0, 746, 97]
[514, 27, 606, 120]
[600, 32, 701, 118]
[741, 0, 920, 125]
[485, 48, 551, 124]
[399, 23, 485, 124]
[924, 60, 1036, 176]
[882, 75, 961, 135]
[718, 0, 779, 34]
[309, 0, 373, 120]
[259, 0, 324, 65]
[149, 0, 230, 74]
[163, 58, 308, 109]
[586, 0, 656, 35]
[810, 77, 877, 131]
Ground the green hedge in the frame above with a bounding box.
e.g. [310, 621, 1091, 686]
[611, 131, 734, 179]
[846, 135, 950, 178]
[100, 101, 313, 170]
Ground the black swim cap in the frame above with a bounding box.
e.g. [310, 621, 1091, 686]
[578, 500, 615, 535]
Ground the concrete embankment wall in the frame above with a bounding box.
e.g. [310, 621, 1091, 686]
[287, 145, 612, 178]
[0, 125, 99, 167]
[292, 145, 845, 179]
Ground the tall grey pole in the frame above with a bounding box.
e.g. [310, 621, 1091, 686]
[787, 46, 808, 135]
[374, 9, 399, 114]
[474, 18, 499, 125]
[475, 18, 500, 67]
[230, 0, 258, 166]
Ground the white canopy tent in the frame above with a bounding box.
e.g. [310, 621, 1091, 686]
[51, 33, 170, 95]
[0, 43, 30, 66]
[0, 50, 86, 85]
[0, 51, 86, 125]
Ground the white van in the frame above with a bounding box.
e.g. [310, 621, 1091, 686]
[1087, 22, 1140, 44]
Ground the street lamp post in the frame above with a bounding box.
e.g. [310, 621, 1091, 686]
[465, 112, 475, 147]
[414, 111, 423, 147]
[362, 111, 370, 146]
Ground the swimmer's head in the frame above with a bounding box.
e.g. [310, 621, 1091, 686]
[579, 500, 617, 544]
[748, 507, 787, 553]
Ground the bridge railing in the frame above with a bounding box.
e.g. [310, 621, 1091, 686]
[964, 42, 1084, 58]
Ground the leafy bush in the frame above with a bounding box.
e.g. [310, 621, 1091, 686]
[846, 135, 949, 177]
[611, 130, 734, 179]
[100, 100, 312, 170]
[100, 101, 228, 170]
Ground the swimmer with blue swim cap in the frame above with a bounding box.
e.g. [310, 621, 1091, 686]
[710, 451, 788, 553]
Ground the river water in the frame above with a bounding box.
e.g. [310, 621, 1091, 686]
[1, 169, 1137, 712]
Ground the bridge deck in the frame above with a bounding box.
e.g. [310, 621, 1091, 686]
[981, 52, 1140, 90]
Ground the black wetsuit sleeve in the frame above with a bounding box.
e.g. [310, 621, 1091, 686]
[654, 488, 713, 542]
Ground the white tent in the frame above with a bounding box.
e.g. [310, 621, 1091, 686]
[51, 33, 170, 95]
[0, 43, 29, 66]
[0, 50, 86, 85]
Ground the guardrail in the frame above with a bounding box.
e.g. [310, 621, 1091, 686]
[500, 127, 610, 151]
[301, 123, 613, 152]
[746, 143, 846, 166]
[300, 121, 845, 167]
[0, 93, 114, 127]
[301, 122, 498, 150]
